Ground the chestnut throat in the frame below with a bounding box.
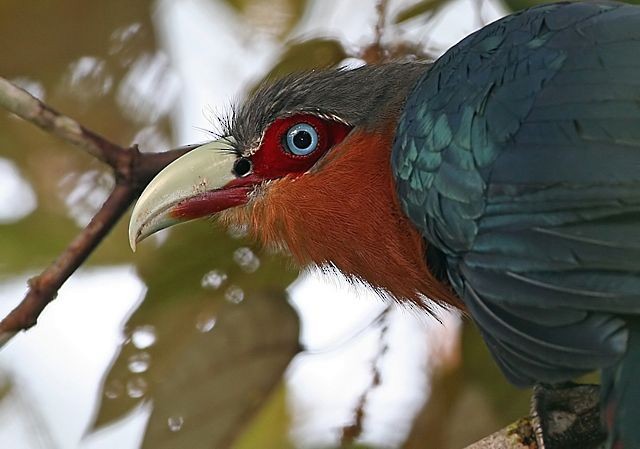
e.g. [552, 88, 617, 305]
[224, 126, 459, 310]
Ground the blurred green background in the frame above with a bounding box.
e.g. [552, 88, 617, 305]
[0, 0, 608, 447]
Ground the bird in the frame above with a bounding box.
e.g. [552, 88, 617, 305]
[128, 2, 640, 447]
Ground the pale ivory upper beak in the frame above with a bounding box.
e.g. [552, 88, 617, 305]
[128, 138, 237, 251]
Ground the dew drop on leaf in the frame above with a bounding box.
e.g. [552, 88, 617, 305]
[104, 380, 124, 399]
[195, 314, 217, 333]
[225, 285, 244, 304]
[167, 415, 184, 432]
[127, 352, 151, 373]
[201, 270, 227, 290]
[233, 247, 260, 273]
[131, 325, 157, 349]
[126, 376, 148, 398]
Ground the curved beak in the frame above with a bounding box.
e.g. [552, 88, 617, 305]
[128, 138, 249, 251]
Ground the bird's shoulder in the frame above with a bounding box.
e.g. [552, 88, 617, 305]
[393, 0, 638, 253]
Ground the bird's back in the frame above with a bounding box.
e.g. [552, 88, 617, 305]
[394, 1, 640, 256]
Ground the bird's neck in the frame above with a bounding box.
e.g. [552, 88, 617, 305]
[225, 124, 460, 309]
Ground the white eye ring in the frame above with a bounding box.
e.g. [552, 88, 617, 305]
[285, 123, 318, 156]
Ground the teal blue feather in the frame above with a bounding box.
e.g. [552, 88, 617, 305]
[602, 319, 640, 448]
[391, 2, 640, 447]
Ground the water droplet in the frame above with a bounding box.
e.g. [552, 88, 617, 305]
[201, 270, 227, 290]
[63, 56, 114, 100]
[131, 325, 157, 349]
[128, 352, 151, 373]
[126, 376, 148, 398]
[104, 380, 124, 399]
[10, 77, 46, 101]
[109, 23, 142, 55]
[168, 415, 184, 432]
[195, 314, 217, 333]
[225, 285, 244, 304]
[227, 224, 248, 239]
[233, 247, 260, 273]
[59, 170, 114, 228]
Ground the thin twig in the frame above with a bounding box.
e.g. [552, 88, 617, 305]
[0, 76, 191, 185]
[360, 0, 391, 64]
[374, 0, 390, 46]
[0, 77, 123, 167]
[341, 308, 391, 445]
[0, 77, 193, 342]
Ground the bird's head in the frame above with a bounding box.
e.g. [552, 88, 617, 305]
[129, 62, 458, 309]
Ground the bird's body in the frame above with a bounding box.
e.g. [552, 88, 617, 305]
[129, 2, 640, 447]
[395, 3, 640, 446]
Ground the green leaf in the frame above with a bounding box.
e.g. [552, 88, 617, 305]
[500, 0, 545, 12]
[460, 323, 530, 421]
[393, 0, 451, 24]
[91, 288, 299, 449]
[220, 0, 309, 39]
[89, 213, 300, 449]
[231, 383, 295, 449]
[252, 38, 347, 91]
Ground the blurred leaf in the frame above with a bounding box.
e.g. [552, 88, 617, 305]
[403, 322, 530, 449]
[403, 363, 463, 449]
[220, 0, 309, 39]
[0, 0, 156, 77]
[338, 445, 379, 449]
[393, 0, 450, 24]
[459, 323, 530, 420]
[90, 219, 299, 449]
[0, 374, 11, 403]
[92, 289, 299, 449]
[251, 38, 347, 92]
[232, 383, 294, 449]
[132, 221, 296, 308]
[222, 0, 246, 11]
[500, 0, 546, 12]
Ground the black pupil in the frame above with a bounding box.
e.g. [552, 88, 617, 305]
[293, 130, 312, 149]
[233, 158, 252, 177]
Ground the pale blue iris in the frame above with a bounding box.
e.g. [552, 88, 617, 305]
[285, 123, 318, 156]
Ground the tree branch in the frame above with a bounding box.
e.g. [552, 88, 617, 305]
[464, 384, 605, 449]
[0, 184, 135, 344]
[0, 77, 123, 167]
[0, 76, 193, 343]
[464, 418, 538, 449]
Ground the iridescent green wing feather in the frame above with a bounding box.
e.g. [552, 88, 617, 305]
[393, 1, 640, 391]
